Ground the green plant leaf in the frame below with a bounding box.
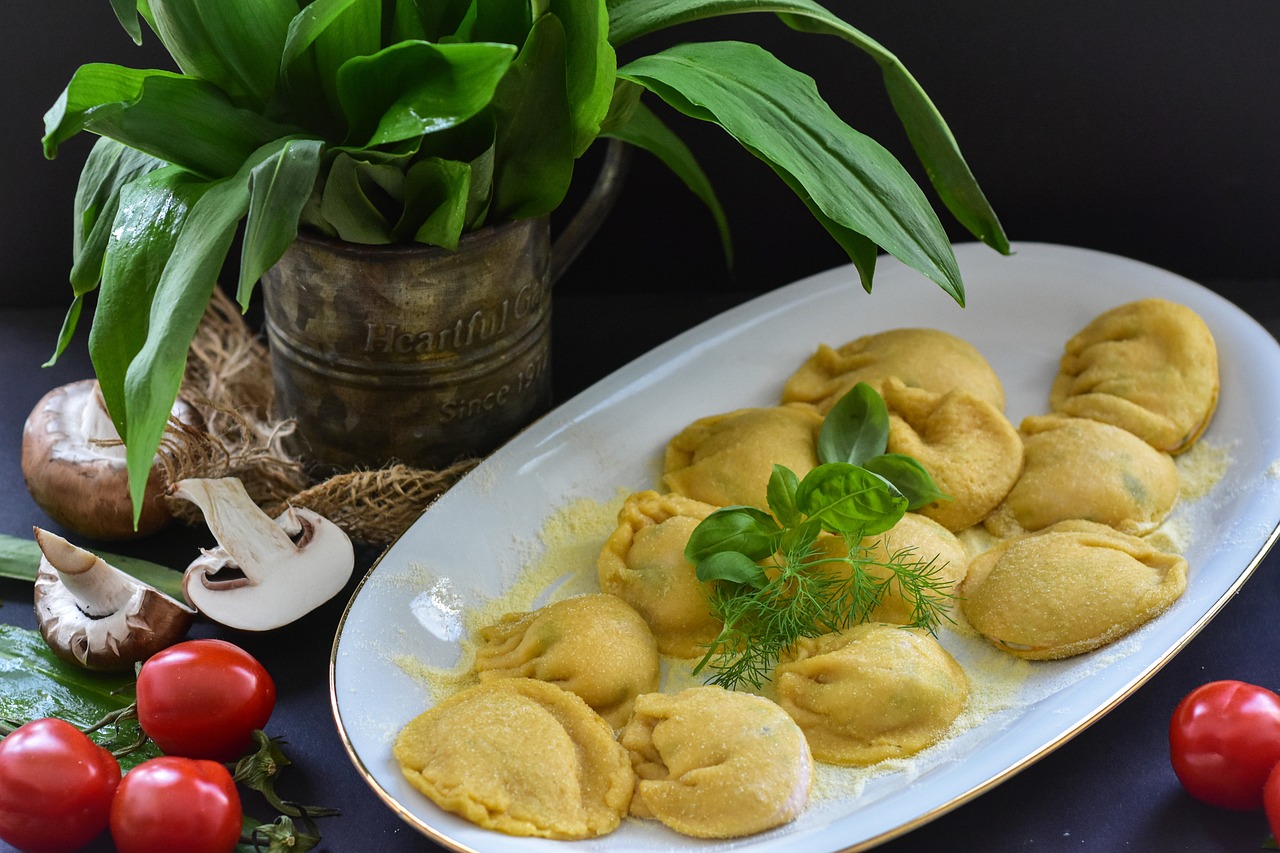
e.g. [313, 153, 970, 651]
[297, 0, 383, 133]
[395, 157, 471, 247]
[109, 0, 144, 45]
[550, 0, 616, 156]
[695, 551, 768, 588]
[605, 0, 1009, 255]
[796, 462, 906, 536]
[236, 138, 325, 308]
[818, 381, 890, 465]
[147, 0, 298, 109]
[765, 464, 801, 527]
[685, 506, 781, 564]
[618, 41, 964, 302]
[43, 64, 294, 179]
[0, 625, 162, 771]
[319, 152, 403, 243]
[337, 40, 517, 148]
[472, 0, 533, 46]
[489, 12, 575, 219]
[863, 454, 949, 510]
[117, 140, 304, 522]
[44, 139, 167, 368]
[0, 534, 184, 601]
[605, 101, 732, 265]
[90, 166, 213, 439]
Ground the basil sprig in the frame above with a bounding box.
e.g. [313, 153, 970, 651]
[684, 383, 954, 689]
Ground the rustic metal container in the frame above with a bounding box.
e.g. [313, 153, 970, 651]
[261, 219, 553, 470]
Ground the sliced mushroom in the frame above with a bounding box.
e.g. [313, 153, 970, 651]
[33, 527, 196, 671]
[172, 477, 355, 631]
[21, 379, 201, 540]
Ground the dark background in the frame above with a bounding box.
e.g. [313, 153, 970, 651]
[4, 1, 1278, 311]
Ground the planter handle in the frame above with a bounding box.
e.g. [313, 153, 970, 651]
[550, 138, 632, 284]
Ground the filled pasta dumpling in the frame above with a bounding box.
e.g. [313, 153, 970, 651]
[474, 593, 660, 728]
[984, 414, 1180, 538]
[618, 686, 812, 839]
[664, 404, 823, 510]
[774, 623, 968, 766]
[597, 491, 722, 658]
[882, 378, 1022, 531]
[1049, 298, 1218, 454]
[961, 519, 1188, 660]
[782, 327, 1005, 414]
[393, 678, 634, 839]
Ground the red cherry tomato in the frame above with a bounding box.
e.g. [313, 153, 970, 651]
[0, 717, 121, 853]
[109, 756, 242, 853]
[1169, 679, 1280, 810]
[1266, 762, 1280, 840]
[136, 638, 275, 761]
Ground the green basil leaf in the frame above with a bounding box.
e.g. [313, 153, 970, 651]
[604, 100, 731, 265]
[818, 381, 889, 465]
[0, 534, 185, 601]
[695, 551, 768, 588]
[618, 41, 964, 302]
[796, 462, 906, 536]
[862, 453, 949, 511]
[766, 464, 802, 527]
[685, 506, 781, 564]
[147, 0, 297, 109]
[606, 0, 1009, 256]
[336, 40, 516, 148]
[489, 13, 575, 219]
[0, 625, 161, 771]
[550, 0, 616, 156]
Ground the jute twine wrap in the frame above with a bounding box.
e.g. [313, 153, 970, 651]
[158, 287, 477, 545]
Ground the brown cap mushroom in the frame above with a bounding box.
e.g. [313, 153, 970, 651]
[33, 527, 196, 671]
[173, 477, 355, 631]
[21, 379, 201, 540]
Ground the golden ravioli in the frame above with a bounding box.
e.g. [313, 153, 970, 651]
[811, 512, 967, 626]
[597, 491, 722, 658]
[984, 414, 1180, 538]
[882, 378, 1023, 531]
[393, 678, 633, 839]
[961, 519, 1188, 660]
[619, 686, 812, 839]
[774, 623, 968, 766]
[782, 327, 1005, 414]
[474, 593, 660, 728]
[1050, 298, 1218, 454]
[664, 404, 824, 509]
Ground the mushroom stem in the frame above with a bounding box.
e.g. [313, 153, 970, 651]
[33, 527, 196, 671]
[32, 527, 134, 617]
[170, 478, 296, 583]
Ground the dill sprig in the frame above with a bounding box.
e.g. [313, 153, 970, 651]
[685, 383, 957, 690]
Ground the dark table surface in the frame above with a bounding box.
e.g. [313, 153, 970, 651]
[3, 278, 1280, 853]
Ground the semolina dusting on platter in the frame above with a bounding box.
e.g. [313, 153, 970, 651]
[385, 439, 1230, 816]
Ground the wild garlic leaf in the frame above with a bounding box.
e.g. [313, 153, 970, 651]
[695, 551, 769, 588]
[684, 506, 781, 564]
[817, 381, 889, 465]
[796, 462, 906, 536]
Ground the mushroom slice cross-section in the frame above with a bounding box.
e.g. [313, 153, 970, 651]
[33, 527, 196, 671]
[173, 477, 355, 631]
